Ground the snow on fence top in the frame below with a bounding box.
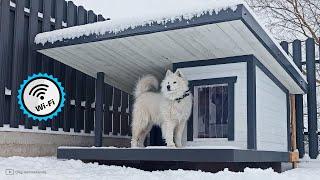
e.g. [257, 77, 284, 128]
[34, 0, 243, 45]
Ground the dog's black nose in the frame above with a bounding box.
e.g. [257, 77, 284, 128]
[167, 85, 171, 91]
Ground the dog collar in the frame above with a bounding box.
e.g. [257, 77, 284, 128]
[175, 90, 190, 103]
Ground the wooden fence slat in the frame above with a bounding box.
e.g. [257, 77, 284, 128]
[43, 0, 52, 32]
[280, 41, 289, 54]
[63, 67, 71, 132]
[128, 95, 133, 136]
[37, 0, 53, 130]
[67, 1, 77, 131]
[97, 14, 105, 21]
[55, 0, 63, 29]
[88, 10, 97, 23]
[95, 72, 104, 147]
[77, 6, 87, 25]
[80, 74, 86, 130]
[104, 84, 113, 135]
[41, 0, 52, 72]
[25, 0, 39, 129]
[10, 0, 25, 128]
[50, 0, 64, 131]
[84, 76, 95, 133]
[69, 68, 75, 130]
[74, 71, 83, 132]
[121, 92, 129, 136]
[90, 78, 96, 132]
[0, 0, 11, 127]
[113, 88, 121, 135]
[39, 0, 44, 13]
[84, 77, 91, 133]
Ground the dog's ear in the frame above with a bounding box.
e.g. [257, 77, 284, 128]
[166, 70, 173, 76]
[175, 70, 184, 77]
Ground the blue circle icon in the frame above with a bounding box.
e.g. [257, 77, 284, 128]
[17, 73, 66, 121]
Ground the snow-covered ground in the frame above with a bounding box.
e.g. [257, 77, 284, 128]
[0, 156, 319, 180]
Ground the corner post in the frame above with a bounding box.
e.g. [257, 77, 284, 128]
[306, 38, 319, 159]
[247, 57, 257, 150]
[95, 72, 104, 147]
[292, 40, 305, 158]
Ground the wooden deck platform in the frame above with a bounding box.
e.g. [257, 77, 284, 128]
[57, 147, 292, 172]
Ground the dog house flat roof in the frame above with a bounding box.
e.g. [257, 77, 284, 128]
[34, 3, 307, 94]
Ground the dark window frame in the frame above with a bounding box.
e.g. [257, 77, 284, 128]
[189, 76, 237, 141]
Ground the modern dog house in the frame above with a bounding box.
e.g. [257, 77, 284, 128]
[34, 2, 309, 172]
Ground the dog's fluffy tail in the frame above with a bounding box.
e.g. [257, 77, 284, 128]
[134, 75, 159, 98]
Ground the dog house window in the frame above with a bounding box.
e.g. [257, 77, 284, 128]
[191, 77, 237, 141]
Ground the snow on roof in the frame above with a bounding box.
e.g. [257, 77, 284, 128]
[35, 0, 306, 82]
[35, 0, 243, 45]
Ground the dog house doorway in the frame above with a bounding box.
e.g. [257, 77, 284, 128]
[194, 84, 229, 138]
[191, 77, 237, 142]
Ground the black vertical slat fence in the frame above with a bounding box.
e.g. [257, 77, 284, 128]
[0, 0, 133, 137]
[281, 39, 319, 159]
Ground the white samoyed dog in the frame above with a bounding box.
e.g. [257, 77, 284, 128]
[131, 70, 193, 148]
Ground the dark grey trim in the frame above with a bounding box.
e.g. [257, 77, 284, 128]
[34, 5, 306, 92]
[94, 72, 104, 147]
[57, 147, 290, 163]
[173, 55, 250, 69]
[189, 76, 237, 141]
[228, 83, 235, 141]
[190, 77, 237, 86]
[247, 59, 257, 150]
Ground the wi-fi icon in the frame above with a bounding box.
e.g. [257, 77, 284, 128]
[29, 84, 49, 100]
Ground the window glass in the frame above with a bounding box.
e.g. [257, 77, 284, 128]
[196, 84, 228, 138]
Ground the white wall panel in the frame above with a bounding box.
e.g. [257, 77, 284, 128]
[256, 67, 288, 152]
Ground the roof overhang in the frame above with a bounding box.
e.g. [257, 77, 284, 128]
[34, 4, 307, 94]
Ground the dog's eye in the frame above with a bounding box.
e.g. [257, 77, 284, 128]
[173, 81, 177, 84]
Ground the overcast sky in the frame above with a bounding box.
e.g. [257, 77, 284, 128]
[70, 0, 226, 20]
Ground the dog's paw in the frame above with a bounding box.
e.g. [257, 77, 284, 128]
[175, 144, 183, 148]
[166, 143, 176, 148]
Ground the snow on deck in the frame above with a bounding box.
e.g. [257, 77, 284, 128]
[0, 156, 319, 180]
[34, 0, 242, 45]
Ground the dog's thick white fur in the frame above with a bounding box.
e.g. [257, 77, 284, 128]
[131, 70, 193, 148]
